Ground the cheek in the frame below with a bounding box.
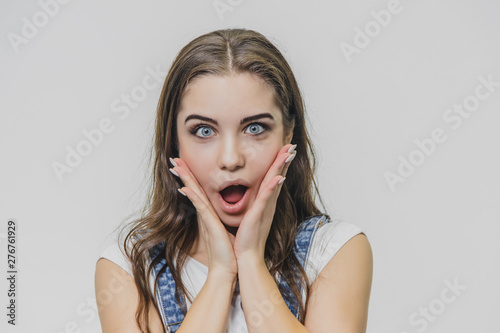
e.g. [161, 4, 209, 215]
[177, 131, 219, 193]
[178, 138, 208, 176]
[179, 150, 218, 192]
[251, 146, 280, 179]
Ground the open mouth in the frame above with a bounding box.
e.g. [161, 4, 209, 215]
[219, 185, 248, 204]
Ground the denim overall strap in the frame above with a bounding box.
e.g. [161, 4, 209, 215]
[149, 242, 186, 333]
[149, 214, 330, 330]
[277, 214, 330, 318]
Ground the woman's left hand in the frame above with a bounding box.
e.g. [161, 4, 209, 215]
[233, 143, 297, 262]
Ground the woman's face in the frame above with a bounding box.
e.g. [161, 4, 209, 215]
[176, 72, 292, 228]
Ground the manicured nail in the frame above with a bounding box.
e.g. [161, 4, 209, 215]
[169, 168, 179, 177]
[169, 157, 178, 167]
[287, 144, 297, 154]
[278, 177, 286, 185]
[285, 152, 296, 163]
[178, 188, 187, 196]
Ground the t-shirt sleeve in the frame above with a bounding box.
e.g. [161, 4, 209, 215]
[305, 220, 365, 284]
[98, 241, 134, 277]
[98, 239, 161, 310]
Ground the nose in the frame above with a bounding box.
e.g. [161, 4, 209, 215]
[218, 136, 245, 171]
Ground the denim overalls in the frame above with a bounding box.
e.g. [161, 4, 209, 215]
[148, 213, 330, 333]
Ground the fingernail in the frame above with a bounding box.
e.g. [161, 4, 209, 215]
[178, 188, 187, 196]
[169, 157, 178, 167]
[287, 144, 297, 154]
[169, 168, 179, 177]
[285, 152, 296, 164]
[278, 177, 286, 185]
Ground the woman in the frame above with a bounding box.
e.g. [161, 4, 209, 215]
[95, 28, 373, 333]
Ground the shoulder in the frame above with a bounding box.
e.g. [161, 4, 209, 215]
[98, 239, 134, 277]
[322, 232, 372, 277]
[95, 239, 164, 331]
[313, 217, 365, 259]
[304, 217, 373, 332]
[298, 214, 366, 278]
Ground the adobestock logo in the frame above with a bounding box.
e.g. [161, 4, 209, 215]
[339, 0, 422, 64]
[384, 73, 499, 192]
[246, 288, 284, 329]
[213, 0, 244, 21]
[51, 266, 133, 333]
[7, 0, 72, 53]
[400, 277, 467, 333]
[51, 65, 166, 182]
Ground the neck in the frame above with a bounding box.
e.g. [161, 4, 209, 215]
[224, 223, 238, 237]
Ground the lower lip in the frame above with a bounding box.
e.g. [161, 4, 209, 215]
[218, 187, 250, 214]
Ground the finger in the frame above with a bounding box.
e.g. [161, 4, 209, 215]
[171, 164, 210, 208]
[260, 175, 287, 224]
[279, 150, 296, 177]
[170, 158, 214, 212]
[178, 186, 220, 231]
[246, 174, 285, 232]
[260, 143, 296, 190]
[255, 174, 285, 204]
[170, 157, 197, 181]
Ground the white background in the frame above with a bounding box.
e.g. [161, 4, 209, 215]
[1, 0, 499, 332]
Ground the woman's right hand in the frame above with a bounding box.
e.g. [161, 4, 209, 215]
[169, 157, 238, 280]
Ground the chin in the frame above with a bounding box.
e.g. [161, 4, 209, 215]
[220, 217, 240, 236]
[220, 215, 242, 227]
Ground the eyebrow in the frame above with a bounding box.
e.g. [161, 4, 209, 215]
[184, 112, 275, 126]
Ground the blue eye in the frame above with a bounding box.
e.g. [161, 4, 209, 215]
[194, 126, 214, 138]
[245, 123, 266, 135]
[189, 122, 269, 139]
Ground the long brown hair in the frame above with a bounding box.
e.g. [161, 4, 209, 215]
[118, 28, 329, 332]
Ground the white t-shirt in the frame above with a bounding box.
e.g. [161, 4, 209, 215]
[98, 219, 363, 332]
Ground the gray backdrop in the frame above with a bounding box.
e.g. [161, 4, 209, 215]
[1, 0, 499, 332]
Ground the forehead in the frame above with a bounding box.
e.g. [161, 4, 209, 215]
[177, 72, 282, 122]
